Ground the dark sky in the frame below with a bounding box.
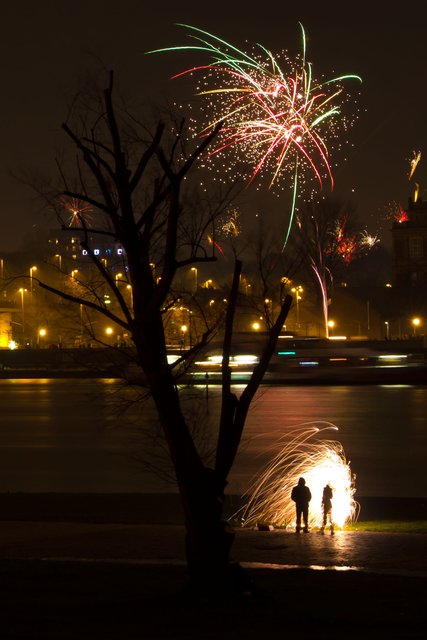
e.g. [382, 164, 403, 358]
[1, 0, 427, 252]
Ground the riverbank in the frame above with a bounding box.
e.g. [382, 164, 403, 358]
[1, 515, 426, 639]
[1, 341, 426, 384]
[1, 492, 426, 638]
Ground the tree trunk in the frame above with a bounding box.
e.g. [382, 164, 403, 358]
[135, 326, 253, 594]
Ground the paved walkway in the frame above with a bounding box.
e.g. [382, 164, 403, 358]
[2, 521, 427, 639]
[1, 521, 426, 577]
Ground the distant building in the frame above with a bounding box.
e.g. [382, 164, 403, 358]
[391, 198, 427, 287]
[46, 229, 127, 277]
[0, 302, 16, 348]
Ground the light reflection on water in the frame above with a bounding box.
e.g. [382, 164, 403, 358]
[243, 562, 360, 572]
[0, 379, 426, 497]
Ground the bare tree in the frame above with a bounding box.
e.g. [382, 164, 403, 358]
[30, 72, 292, 594]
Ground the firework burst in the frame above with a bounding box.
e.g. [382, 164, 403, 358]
[384, 202, 409, 224]
[360, 230, 379, 249]
[236, 422, 358, 530]
[58, 196, 93, 228]
[220, 207, 241, 237]
[149, 24, 361, 196]
[331, 214, 379, 264]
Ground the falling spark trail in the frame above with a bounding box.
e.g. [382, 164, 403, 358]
[236, 422, 358, 530]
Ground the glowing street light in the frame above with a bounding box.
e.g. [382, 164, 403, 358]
[126, 284, 133, 307]
[37, 328, 47, 347]
[181, 324, 188, 348]
[191, 267, 197, 293]
[412, 317, 421, 336]
[291, 285, 303, 326]
[19, 288, 27, 342]
[79, 303, 84, 339]
[29, 266, 37, 297]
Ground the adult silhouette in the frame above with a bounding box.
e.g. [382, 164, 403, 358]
[320, 483, 334, 535]
[291, 477, 312, 533]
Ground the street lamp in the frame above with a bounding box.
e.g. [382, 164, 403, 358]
[105, 327, 114, 344]
[191, 267, 197, 293]
[19, 288, 27, 343]
[328, 319, 335, 337]
[37, 328, 47, 347]
[412, 317, 421, 337]
[126, 284, 133, 307]
[291, 285, 303, 326]
[384, 321, 390, 340]
[29, 266, 37, 297]
[79, 303, 84, 343]
[181, 324, 188, 348]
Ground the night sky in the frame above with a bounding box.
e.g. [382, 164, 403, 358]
[2, 0, 427, 253]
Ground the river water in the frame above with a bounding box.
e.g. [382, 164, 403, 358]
[0, 378, 426, 498]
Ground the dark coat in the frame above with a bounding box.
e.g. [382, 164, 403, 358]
[291, 484, 312, 506]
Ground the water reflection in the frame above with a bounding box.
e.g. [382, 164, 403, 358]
[0, 379, 426, 497]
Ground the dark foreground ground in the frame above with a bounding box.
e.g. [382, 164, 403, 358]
[1, 494, 426, 640]
[2, 560, 425, 640]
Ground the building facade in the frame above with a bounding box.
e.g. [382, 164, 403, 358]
[391, 198, 427, 287]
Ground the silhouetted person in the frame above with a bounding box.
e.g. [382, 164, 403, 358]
[320, 483, 334, 535]
[291, 477, 311, 533]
